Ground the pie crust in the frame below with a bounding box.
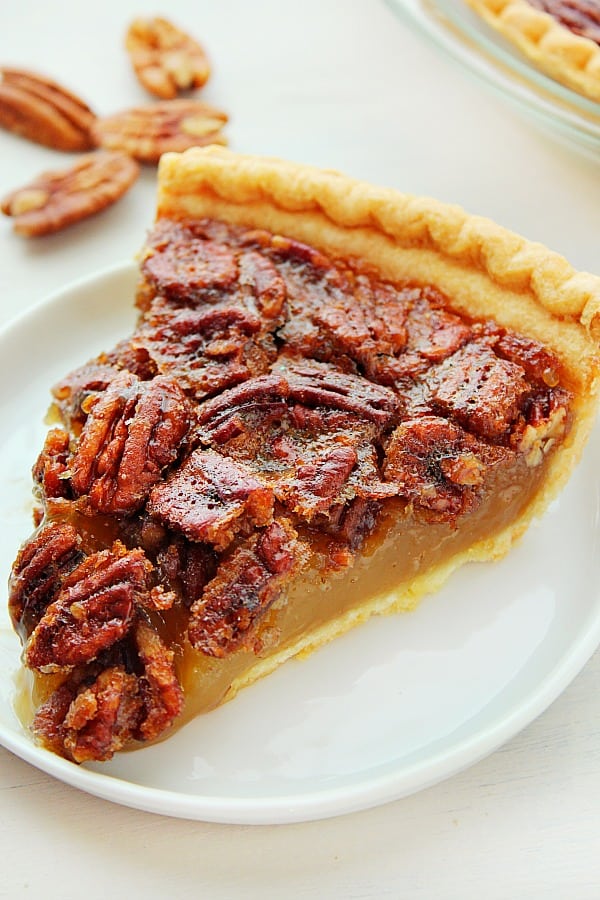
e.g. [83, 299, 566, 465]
[464, 0, 600, 102]
[9, 146, 600, 761]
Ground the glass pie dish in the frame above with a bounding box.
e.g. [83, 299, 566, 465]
[386, 0, 600, 157]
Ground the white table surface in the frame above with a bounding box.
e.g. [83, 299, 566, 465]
[1, 1, 599, 896]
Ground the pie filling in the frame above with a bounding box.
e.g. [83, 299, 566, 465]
[527, 0, 600, 45]
[8, 217, 574, 762]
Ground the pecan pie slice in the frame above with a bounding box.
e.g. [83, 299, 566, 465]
[8, 147, 600, 762]
[464, 0, 600, 101]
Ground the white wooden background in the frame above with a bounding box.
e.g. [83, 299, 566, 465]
[1, 1, 599, 896]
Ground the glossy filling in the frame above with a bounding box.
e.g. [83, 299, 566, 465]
[8, 217, 572, 762]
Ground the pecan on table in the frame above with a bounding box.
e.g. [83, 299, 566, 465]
[125, 16, 211, 99]
[0, 67, 95, 151]
[1, 151, 139, 237]
[91, 99, 227, 165]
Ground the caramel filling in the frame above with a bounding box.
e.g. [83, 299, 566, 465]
[177, 452, 544, 725]
[8, 217, 572, 763]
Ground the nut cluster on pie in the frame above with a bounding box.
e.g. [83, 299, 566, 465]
[8, 148, 600, 763]
[465, 0, 600, 101]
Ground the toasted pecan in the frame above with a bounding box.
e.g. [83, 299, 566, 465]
[125, 16, 211, 99]
[91, 99, 227, 165]
[0, 67, 95, 151]
[1, 150, 139, 237]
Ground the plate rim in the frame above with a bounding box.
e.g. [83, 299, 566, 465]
[1, 261, 599, 824]
[385, 0, 600, 156]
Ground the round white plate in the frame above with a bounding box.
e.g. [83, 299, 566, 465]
[1, 263, 599, 824]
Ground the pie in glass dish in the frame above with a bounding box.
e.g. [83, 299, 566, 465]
[8, 146, 600, 763]
[464, 0, 600, 101]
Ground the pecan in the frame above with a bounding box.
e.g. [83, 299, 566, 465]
[136, 303, 275, 399]
[1, 151, 140, 237]
[8, 522, 83, 639]
[31, 618, 183, 761]
[33, 428, 72, 501]
[188, 519, 304, 657]
[487, 329, 563, 388]
[141, 219, 239, 302]
[0, 67, 95, 150]
[32, 665, 144, 763]
[134, 618, 184, 741]
[527, 0, 600, 43]
[125, 16, 210, 99]
[428, 341, 531, 441]
[70, 373, 191, 515]
[156, 536, 216, 606]
[384, 416, 509, 519]
[148, 449, 274, 550]
[52, 363, 124, 431]
[512, 389, 570, 467]
[25, 544, 152, 673]
[91, 99, 227, 165]
[197, 360, 399, 441]
[319, 498, 382, 553]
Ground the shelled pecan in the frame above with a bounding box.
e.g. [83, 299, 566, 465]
[0, 150, 139, 237]
[91, 99, 227, 164]
[125, 16, 211, 99]
[0, 67, 95, 151]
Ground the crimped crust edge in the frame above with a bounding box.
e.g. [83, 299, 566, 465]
[464, 0, 600, 102]
[156, 147, 600, 354]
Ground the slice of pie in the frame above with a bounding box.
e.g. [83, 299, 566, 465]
[464, 0, 600, 101]
[8, 146, 600, 763]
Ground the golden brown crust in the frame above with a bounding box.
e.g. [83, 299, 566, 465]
[464, 0, 600, 102]
[154, 146, 600, 699]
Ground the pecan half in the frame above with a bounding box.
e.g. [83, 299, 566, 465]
[32, 665, 144, 763]
[148, 449, 274, 550]
[0, 67, 95, 151]
[134, 618, 184, 741]
[25, 544, 153, 673]
[91, 99, 227, 165]
[1, 151, 140, 237]
[428, 341, 530, 440]
[384, 416, 509, 519]
[8, 522, 83, 639]
[69, 373, 191, 515]
[188, 519, 305, 657]
[32, 618, 184, 761]
[125, 16, 210, 99]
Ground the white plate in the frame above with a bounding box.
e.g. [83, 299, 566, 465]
[386, 0, 600, 159]
[1, 262, 599, 824]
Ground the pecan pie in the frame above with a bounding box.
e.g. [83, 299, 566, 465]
[465, 0, 600, 101]
[8, 147, 600, 763]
